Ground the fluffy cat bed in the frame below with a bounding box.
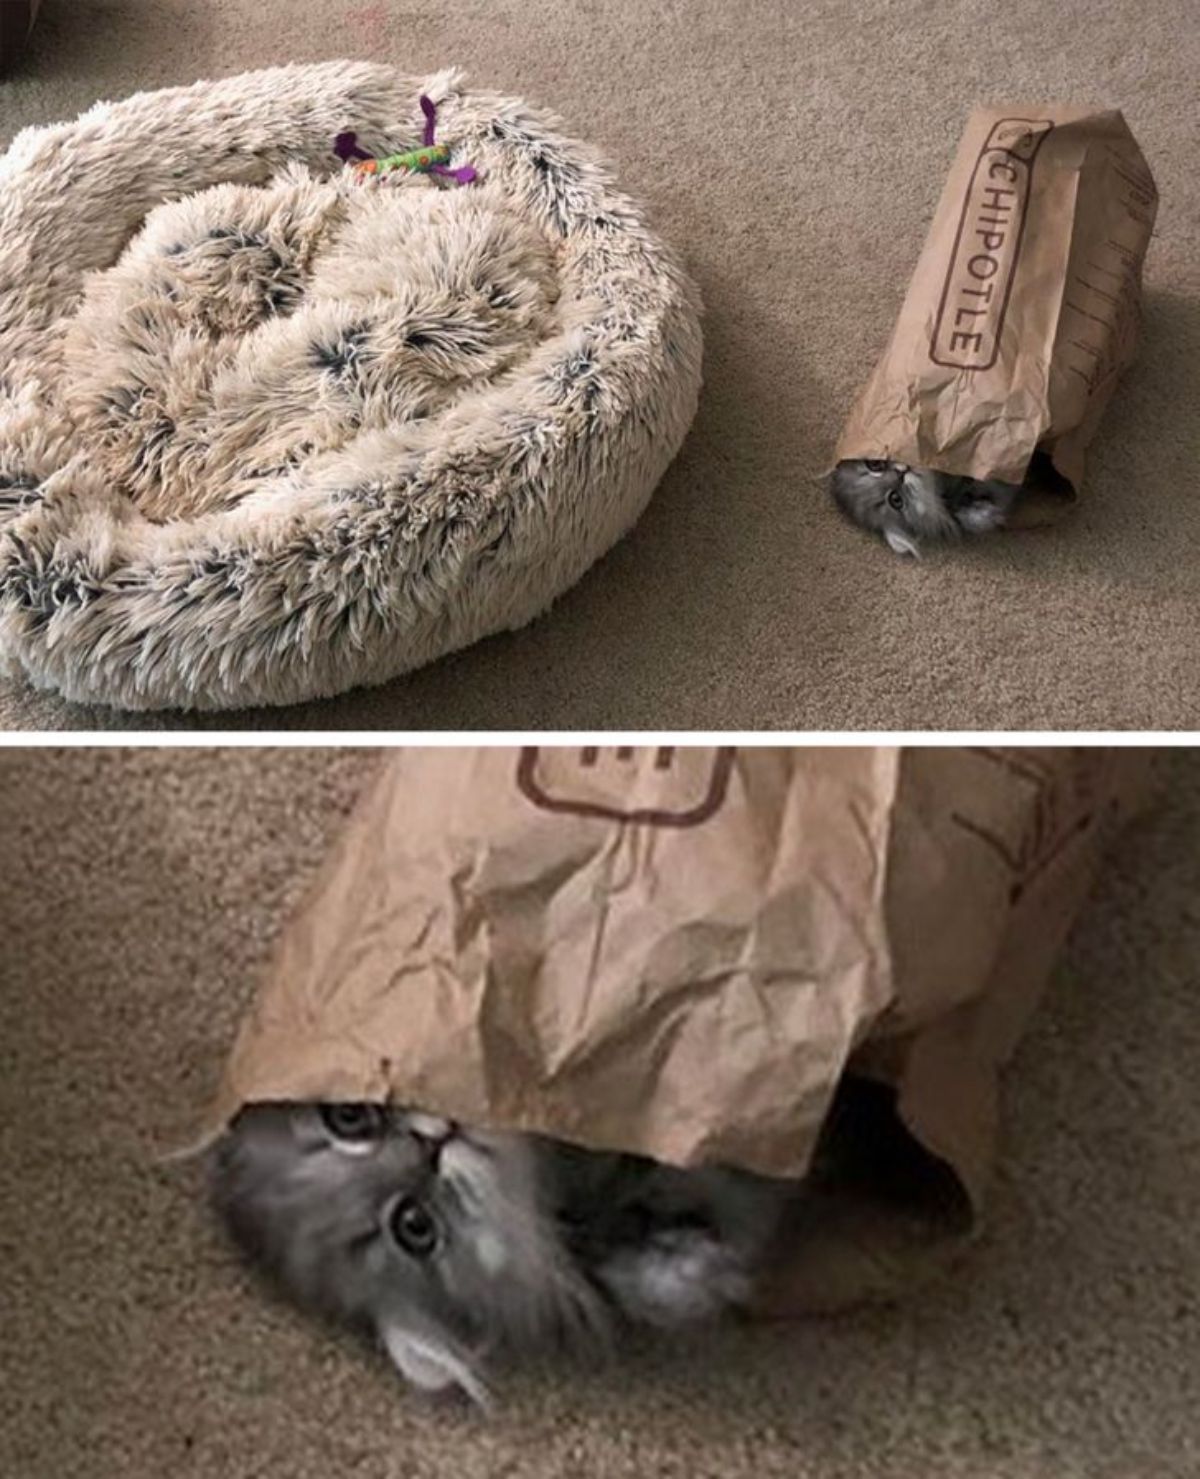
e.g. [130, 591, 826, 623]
[0, 62, 701, 709]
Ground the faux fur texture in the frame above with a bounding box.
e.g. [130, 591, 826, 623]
[0, 62, 702, 710]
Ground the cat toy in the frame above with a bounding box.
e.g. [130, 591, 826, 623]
[334, 95, 477, 184]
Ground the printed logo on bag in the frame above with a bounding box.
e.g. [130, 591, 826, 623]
[950, 747, 1105, 902]
[930, 118, 1054, 371]
[516, 746, 736, 827]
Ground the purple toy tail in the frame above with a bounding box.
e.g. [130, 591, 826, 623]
[333, 130, 372, 163]
[420, 94, 438, 148]
[429, 163, 479, 184]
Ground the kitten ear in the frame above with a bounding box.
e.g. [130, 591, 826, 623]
[884, 527, 920, 558]
[377, 1321, 491, 1410]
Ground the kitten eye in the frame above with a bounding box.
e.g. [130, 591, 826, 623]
[864, 459, 888, 473]
[886, 490, 904, 510]
[388, 1195, 440, 1258]
[319, 1103, 386, 1142]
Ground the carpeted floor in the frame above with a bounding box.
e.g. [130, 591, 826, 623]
[0, 745, 1196, 1477]
[1, 0, 1197, 731]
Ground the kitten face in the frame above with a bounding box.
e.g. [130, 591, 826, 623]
[830, 458, 1017, 555]
[212, 1104, 604, 1405]
[212, 1104, 793, 1405]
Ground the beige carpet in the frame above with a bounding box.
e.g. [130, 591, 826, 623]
[1, 0, 1197, 731]
[0, 745, 1197, 1477]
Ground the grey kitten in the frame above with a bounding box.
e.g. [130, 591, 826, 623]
[211, 1103, 793, 1405]
[830, 458, 1020, 556]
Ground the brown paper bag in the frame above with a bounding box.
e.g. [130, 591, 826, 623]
[836, 106, 1158, 515]
[202, 746, 1148, 1310]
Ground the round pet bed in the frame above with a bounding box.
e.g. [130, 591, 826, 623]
[0, 62, 701, 710]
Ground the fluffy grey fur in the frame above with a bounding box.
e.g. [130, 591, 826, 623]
[0, 62, 701, 710]
[830, 458, 1019, 556]
[212, 1103, 791, 1405]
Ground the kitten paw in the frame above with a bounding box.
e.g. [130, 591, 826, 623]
[600, 1229, 752, 1328]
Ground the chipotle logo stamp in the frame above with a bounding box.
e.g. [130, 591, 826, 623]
[930, 118, 1054, 371]
[950, 746, 1103, 902]
[516, 746, 736, 827]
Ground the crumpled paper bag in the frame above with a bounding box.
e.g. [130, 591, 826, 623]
[202, 746, 1148, 1309]
[836, 105, 1158, 517]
